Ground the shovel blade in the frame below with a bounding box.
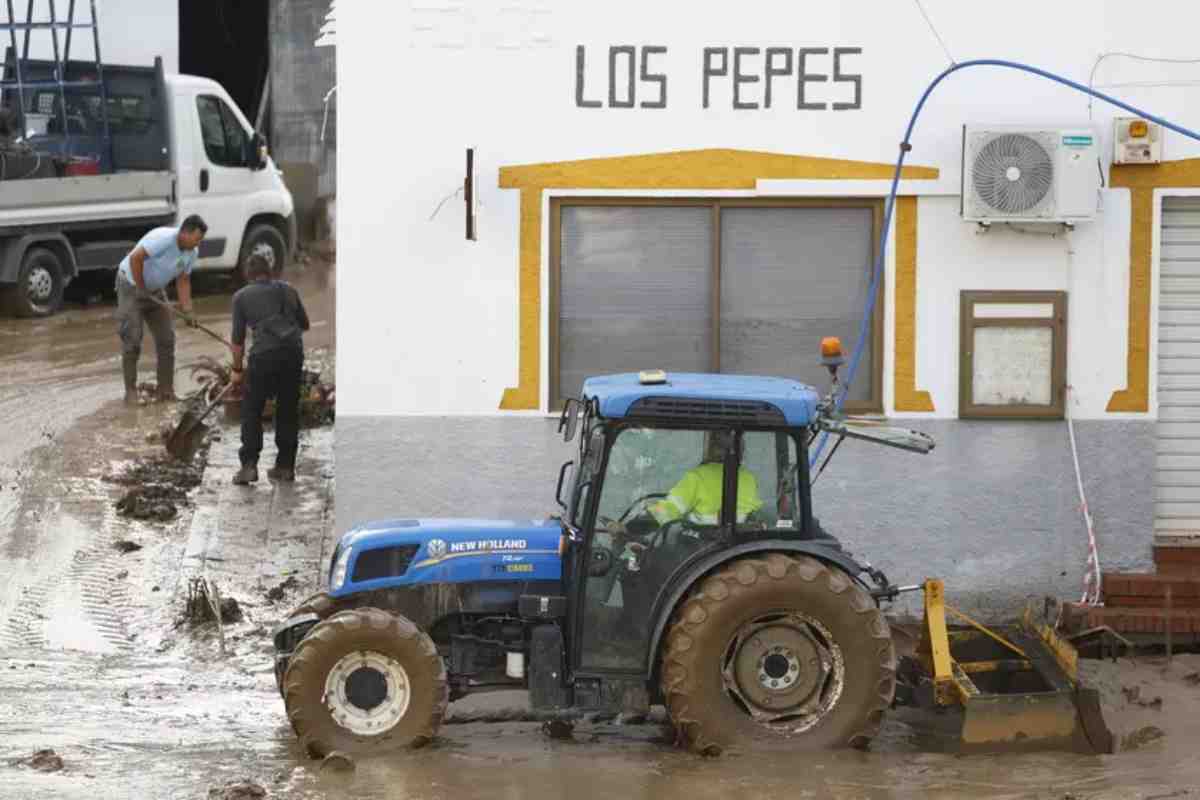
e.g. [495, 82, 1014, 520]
[165, 412, 209, 462]
[960, 690, 1113, 754]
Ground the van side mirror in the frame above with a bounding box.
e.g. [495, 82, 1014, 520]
[249, 132, 268, 170]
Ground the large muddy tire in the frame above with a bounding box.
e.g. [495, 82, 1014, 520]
[4, 247, 65, 317]
[660, 554, 894, 755]
[234, 223, 287, 286]
[283, 608, 448, 758]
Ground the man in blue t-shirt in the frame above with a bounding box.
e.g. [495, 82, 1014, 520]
[115, 215, 207, 405]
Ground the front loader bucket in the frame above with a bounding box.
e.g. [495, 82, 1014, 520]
[906, 581, 1115, 755]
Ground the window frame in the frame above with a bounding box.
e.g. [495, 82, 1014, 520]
[196, 94, 247, 168]
[549, 197, 884, 414]
[958, 290, 1068, 420]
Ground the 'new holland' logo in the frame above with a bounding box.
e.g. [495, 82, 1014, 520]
[449, 539, 528, 554]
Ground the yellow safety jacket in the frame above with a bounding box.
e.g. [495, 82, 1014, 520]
[650, 463, 763, 525]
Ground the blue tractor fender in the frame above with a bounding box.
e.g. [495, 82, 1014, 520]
[643, 539, 874, 680]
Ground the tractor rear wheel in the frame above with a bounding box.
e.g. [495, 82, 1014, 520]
[283, 607, 448, 758]
[660, 554, 894, 755]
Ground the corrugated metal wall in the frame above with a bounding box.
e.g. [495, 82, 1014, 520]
[1156, 197, 1200, 538]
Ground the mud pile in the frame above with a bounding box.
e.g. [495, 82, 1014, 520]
[9, 749, 64, 772]
[105, 455, 204, 522]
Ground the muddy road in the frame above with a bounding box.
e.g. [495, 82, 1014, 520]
[5, 256, 1200, 798]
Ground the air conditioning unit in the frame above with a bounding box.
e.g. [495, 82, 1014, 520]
[960, 126, 1099, 224]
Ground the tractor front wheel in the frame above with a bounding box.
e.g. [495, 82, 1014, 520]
[660, 554, 895, 755]
[283, 608, 448, 758]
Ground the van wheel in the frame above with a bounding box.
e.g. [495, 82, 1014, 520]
[4, 247, 65, 317]
[234, 224, 287, 286]
[660, 554, 895, 755]
[283, 608, 448, 758]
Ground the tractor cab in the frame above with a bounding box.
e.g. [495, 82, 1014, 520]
[555, 371, 830, 679]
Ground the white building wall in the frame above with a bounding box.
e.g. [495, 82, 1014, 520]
[337, 0, 1200, 417]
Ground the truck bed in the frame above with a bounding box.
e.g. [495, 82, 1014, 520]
[0, 171, 174, 230]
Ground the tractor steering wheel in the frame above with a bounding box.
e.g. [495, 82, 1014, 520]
[617, 492, 667, 523]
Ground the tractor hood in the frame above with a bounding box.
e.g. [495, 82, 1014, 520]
[329, 518, 564, 596]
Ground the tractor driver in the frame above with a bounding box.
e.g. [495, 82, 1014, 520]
[608, 431, 764, 548]
[647, 430, 763, 527]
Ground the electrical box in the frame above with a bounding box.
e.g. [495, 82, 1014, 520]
[1113, 117, 1162, 165]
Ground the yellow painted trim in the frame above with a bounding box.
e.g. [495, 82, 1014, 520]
[893, 196, 935, 412]
[1106, 187, 1154, 413]
[499, 187, 543, 410]
[498, 148, 939, 411]
[1107, 158, 1200, 413]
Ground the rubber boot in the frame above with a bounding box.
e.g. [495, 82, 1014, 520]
[233, 464, 259, 485]
[267, 466, 296, 482]
[123, 353, 140, 406]
[156, 351, 178, 403]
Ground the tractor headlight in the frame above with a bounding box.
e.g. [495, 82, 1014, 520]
[330, 546, 352, 590]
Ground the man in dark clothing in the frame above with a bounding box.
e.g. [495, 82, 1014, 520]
[230, 254, 310, 485]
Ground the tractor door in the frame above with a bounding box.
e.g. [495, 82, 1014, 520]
[573, 426, 732, 672]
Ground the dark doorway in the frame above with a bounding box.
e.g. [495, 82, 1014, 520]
[178, 0, 269, 127]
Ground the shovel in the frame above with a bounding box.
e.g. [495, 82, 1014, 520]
[166, 381, 235, 462]
[146, 293, 235, 352]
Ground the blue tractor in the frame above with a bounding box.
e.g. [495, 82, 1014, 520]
[273, 343, 939, 757]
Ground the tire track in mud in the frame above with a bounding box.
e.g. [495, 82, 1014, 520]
[0, 396, 196, 656]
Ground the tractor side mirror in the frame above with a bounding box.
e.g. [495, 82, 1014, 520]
[558, 398, 581, 442]
[555, 460, 575, 510]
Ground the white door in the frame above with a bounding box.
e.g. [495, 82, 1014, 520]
[1155, 197, 1200, 540]
[182, 92, 257, 269]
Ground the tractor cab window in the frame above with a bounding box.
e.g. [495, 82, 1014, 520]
[570, 427, 605, 528]
[737, 432, 801, 535]
[580, 427, 740, 671]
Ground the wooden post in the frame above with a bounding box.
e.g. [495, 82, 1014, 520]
[1165, 586, 1173, 669]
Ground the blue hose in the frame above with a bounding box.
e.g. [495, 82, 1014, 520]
[810, 58, 1200, 469]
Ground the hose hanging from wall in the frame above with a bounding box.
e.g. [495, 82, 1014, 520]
[811, 58, 1200, 470]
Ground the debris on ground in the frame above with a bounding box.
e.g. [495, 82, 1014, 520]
[187, 355, 335, 428]
[1185, 672, 1200, 686]
[219, 598, 243, 624]
[264, 575, 300, 603]
[1121, 724, 1166, 750]
[105, 455, 204, 521]
[1123, 685, 1164, 709]
[320, 751, 355, 774]
[113, 540, 142, 554]
[207, 780, 266, 800]
[116, 485, 180, 521]
[542, 720, 574, 740]
[11, 749, 64, 772]
[186, 579, 243, 625]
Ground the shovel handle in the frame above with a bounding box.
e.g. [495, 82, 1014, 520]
[147, 294, 236, 352]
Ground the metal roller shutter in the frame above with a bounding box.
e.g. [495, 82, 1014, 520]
[1156, 197, 1200, 539]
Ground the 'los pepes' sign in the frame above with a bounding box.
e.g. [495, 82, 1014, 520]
[574, 45, 863, 110]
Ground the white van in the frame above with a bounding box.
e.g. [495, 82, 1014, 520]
[0, 56, 296, 316]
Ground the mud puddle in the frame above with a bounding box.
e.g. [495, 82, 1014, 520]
[0, 652, 1196, 800]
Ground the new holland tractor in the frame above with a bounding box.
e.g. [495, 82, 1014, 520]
[272, 340, 1113, 758]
